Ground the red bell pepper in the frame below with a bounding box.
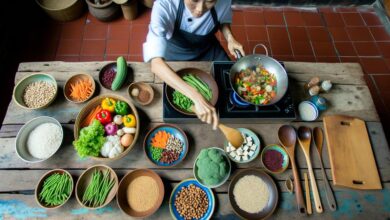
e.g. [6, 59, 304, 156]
[96, 110, 112, 125]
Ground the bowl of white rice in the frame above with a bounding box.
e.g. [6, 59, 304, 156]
[15, 116, 63, 163]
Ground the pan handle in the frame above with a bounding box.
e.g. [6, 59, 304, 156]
[234, 49, 243, 59]
[253, 43, 269, 56]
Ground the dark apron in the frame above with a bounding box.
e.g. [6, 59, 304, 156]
[165, 0, 230, 61]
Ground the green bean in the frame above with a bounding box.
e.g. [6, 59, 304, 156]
[39, 173, 71, 206]
[82, 169, 114, 208]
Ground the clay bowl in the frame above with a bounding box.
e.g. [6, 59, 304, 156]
[75, 164, 119, 209]
[117, 169, 164, 218]
[261, 144, 289, 174]
[165, 68, 219, 116]
[128, 82, 154, 105]
[74, 94, 140, 161]
[64, 73, 96, 103]
[35, 169, 73, 209]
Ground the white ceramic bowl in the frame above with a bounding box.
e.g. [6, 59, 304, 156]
[15, 116, 63, 163]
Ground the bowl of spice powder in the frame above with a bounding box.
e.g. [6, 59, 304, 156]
[117, 169, 164, 218]
[261, 144, 289, 174]
[128, 82, 154, 106]
[13, 73, 58, 110]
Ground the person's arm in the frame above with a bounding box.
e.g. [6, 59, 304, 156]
[221, 23, 245, 59]
[151, 58, 219, 130]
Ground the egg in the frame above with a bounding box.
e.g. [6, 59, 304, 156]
[121, 134, 133, 147]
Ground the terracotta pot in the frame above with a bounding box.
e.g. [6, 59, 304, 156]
[121, 0, 137, 20]
[140, 0, 154, 8]
[86, 0, 120, 22]
[36, 0, 86, 22]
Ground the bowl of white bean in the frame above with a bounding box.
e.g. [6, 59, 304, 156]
[15, 116, 63, 163]
[13, 73, 58, 110]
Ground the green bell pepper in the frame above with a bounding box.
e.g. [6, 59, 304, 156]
[114, 101, 129, 116]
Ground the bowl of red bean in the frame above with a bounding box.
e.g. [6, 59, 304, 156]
[260, 144, 289, 174]
[99, 62, 117, 90]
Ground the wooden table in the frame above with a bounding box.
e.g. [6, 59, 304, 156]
[0, 61, 389, 219]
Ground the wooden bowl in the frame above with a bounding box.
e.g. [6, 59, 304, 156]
[128, 82, 154, 106]
[75, 164, 119, 209]
[228, 169, 279, 220]
[35, 169, 73, 209]
[74, 94, 140, 161]
[165, 68, 219, 116]
[117, 169, 164, 218]
[64, 73, 96, 103]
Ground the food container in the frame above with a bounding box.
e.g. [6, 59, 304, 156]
[64, 73, 96, 103]
[194, 147, 231, 188]
[73, 94, 139, 161]
[15, 116, 63, 163]
[75, 165, 118, 209]
[117, 169, 164, 218]
[98, 61, 130, 91]
[128, 82, 154, 106]
[224, 128, 261, 164]
[36, 0, 85, 22]
[13, 73, 58, 110]
[35, 169, 73, 209]
[260, 144, 289, 174]
[298, 101, 319, 121]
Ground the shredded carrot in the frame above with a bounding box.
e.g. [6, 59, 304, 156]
[151, 131, 170, 149]
[81, 105, 102, 128]
[69, 79, 93, 102]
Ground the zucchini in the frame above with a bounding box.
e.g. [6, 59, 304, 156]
[111, 56, 127, 91]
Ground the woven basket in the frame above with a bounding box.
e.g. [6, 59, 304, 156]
[74, 94, 140, 162]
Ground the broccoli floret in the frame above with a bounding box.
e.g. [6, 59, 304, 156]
[198, 149, 209, 159]
[204, 177, 219, 186]
[196, 148, 228, 185]
[219, 162, 227, 177]
[208, 149, 223, 163]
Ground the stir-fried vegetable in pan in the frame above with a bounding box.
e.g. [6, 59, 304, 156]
[234, 65, 277, 105]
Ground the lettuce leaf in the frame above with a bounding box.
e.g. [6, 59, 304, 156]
[73, 119, 106, 158]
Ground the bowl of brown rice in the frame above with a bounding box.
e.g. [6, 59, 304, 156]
[13, 73, 58, 110]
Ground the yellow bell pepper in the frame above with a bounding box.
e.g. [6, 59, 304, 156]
[101, 98, 116, 112]
[123, 114, 136, 127]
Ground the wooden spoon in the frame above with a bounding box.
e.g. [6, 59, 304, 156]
[314, 127, 337, 211]
[297, 126, 323, 213]
[278, 125, 306, 214]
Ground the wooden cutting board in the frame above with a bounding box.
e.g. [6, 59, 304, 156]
[323, 115, 382, 190]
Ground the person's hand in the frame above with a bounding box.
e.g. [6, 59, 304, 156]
[227, 37, 245, 59]
[191, 93, 219, 130]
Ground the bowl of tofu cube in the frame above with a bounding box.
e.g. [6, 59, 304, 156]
[224, 128, 260, 163]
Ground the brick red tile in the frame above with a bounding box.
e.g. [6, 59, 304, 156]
[267, 27, 289, 41]
[244, 11, 265, 26]
[129, 25, 148, 55]
[79, 55, 104, 61]
[360, 12, 383, 26]
[132, 8, 151, 25]
[109, 17, 132, 26]
[81, 40, 106, 56]
[318, 7, 335, 14]
[128, 55, 143, 62]
[372, 75, 390, 91]
[61, 22, 85, 40]
[360, 58, 390, 74]
[377, 42, 390, 58]
[323, 13, 345, 27]
[341, 13, 365, 26]
[334, 42, 357, 56]
[307, 27, 331, 42]
[231, 26, 248, 42]
[294, 56, 316, 62]
[264, 11, 285, 26]
[248, 41, 271, 56]
[328, 27, 350, 41]
[370, 27, 390, 41]
[86, 12, 110, 25]
[288, 27, 309, 42]
[336, 7, 358, 12]
[291, 41, 314, 56]
[232, 10, 245, 25]
[83, 24, 108, 40]
[354, 42, 381, 57]
[270, 40, 292, 56]
[312, 42, 337, 56]
[316, 56, 340, 63]
[55, 55, 80, 62]
[105, 55, 122, 61]
[302, 12, 324, 26]
[347, 27, 374, 41]
[273, 55, 295, 61]
[106, 40, 129, 55]
[340, 57, 360, 63]
[56, 39, 82, 56]
[246, 26, 267, 41]
[284, 12, 305, 26]
[108, 25, 131, 40]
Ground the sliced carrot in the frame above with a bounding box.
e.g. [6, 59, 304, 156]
[69, 79, 93, 102]
[151, 131, 170, 149]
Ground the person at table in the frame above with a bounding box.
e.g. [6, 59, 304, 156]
[143, 0, 245, 130]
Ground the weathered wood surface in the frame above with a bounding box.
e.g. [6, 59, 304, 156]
[0, 61, 389, 220]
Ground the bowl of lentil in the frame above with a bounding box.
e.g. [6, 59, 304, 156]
[117, 169, 164, 218]
[169, 178, 215, 220]
[75, 164, 119, 209]
[260, 144, 289, 174]
[128, 82, 154, 106]
[143, 124, 189, 167]
[35, 169, 73, 209]
[13, 73, 58, 110]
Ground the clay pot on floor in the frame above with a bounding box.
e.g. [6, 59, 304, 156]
[140, 0, 154, 8]
[121, 0, 137, 20]
[86, 0, 120, 22]
[385, 0, 390, 17]
[36, 0, 86, 22]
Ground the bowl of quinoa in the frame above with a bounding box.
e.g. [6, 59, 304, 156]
[13, 73, 58, 110]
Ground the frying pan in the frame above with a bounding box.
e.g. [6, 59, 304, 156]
[229, 44, 288, 106]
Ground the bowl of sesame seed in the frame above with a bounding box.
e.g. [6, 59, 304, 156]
[13, 73, 58, 110]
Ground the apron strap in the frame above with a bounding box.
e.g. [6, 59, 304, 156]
[210, 7, 219, 27]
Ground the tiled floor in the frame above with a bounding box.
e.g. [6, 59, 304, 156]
[14, 5, 390, 140]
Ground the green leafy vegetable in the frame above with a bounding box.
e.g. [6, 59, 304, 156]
[73, 119, 106, 158]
